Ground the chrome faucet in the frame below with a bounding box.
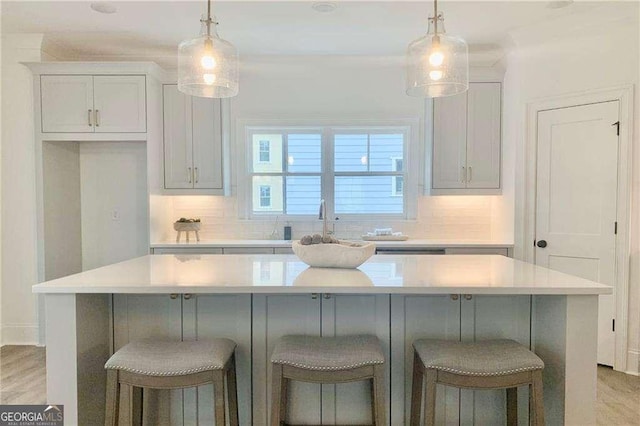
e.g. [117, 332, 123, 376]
[318, 199, 328, 240]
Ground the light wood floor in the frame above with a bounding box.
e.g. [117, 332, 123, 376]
[0, 346, 638, 424]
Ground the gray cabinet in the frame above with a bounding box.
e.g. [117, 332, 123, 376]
[163, 84, 225, 192]
[430, 82, 502, 194]
[390, 295, 531, 425]
[252, 294, 391, 426]
[41, 75, 146, 133]
[112, 294, 251, 426]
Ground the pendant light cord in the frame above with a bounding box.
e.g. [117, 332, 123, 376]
[433, 0, 438, 35]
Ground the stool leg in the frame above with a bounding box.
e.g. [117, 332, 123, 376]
[120, 384, 134, 426]
[372, 364, 387, 425]
[131, 387, 143, 426]
[424, 369, 437, 426]
[226, 355, 239, 426]
[410, 350, 424, 426]
[270, 363, 284, 426]
[213, 370, 227, 426]
[105, 370, 120, 426]
[530, 371, 545, 426]
[506, 387, 517, 426]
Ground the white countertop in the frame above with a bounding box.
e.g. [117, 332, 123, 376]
[150, 239, 514, 249]
[33, 254, 610, 295]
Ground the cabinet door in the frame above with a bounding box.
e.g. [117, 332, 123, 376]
[163, 85, 194, 189]
[252, 294, 322, 426]
[460, 295, 531, 425]
[192, 97, 224, 189]
[182, 294, 252, 426]
[321, 294, 390, 425]
[93, 76, 146, 133]
[390, 295, 461, 425]
[41, 75, 94, 133]
[432, 92, 467, 189]
[465, 83, 501, 189]
[112, 295, 183, 425]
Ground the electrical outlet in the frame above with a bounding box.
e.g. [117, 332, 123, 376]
[111, 210, 120, 221]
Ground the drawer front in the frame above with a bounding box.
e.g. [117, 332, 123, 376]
[223, 247, 275, 254]
[152, 247, 223, 255]
[444, 247, 509, 256]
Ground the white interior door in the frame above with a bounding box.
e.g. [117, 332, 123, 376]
[535, 101, 619, 366]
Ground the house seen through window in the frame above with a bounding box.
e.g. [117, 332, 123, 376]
[249, 126, 407, 217]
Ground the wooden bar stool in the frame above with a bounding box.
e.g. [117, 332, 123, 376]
[410, 339, 545, 426]
[270, 335, 386, 426]
[104, 339, 239, 426]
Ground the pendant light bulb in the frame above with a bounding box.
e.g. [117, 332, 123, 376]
[428, 50, 444, 66]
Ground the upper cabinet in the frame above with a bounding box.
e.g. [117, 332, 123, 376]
[429, 82, 502, 194]
[162, 84, 225, 192]
[40, 75, 146, 133]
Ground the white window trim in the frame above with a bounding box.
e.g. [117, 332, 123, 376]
[237, 119, 421, 221]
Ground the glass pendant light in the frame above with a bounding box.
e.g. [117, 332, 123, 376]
[406, 0, 468, 98]
[178, 0, 238, 98]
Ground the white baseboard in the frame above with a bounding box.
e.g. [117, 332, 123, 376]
[1, 324, 39, 346]
[626, 349, 640, 376]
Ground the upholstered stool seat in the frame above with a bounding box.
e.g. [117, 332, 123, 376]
[411, 339, 545, 426]
[271, 335, 385, 371]
[105, 339, 237, 376]
[270, 334, 386, 426]
[412, 339, 544, 377]
[104, 339, 238, 426]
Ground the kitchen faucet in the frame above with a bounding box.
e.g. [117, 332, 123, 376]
[319, 199, 328, 240]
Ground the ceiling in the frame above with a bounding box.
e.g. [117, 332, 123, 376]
[1, 1, 635, 69]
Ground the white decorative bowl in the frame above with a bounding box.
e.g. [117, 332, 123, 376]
[292, 240, 376, 269]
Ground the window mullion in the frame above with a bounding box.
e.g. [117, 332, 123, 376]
[323, 127, 335, 219]
[282, 133, 288, 215]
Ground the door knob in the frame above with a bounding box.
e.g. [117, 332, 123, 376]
[536, 240, 548, 248]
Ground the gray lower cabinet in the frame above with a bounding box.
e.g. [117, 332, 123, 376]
[390, 295, 531, 425]
[252, 294, 322, 425]
[252, 294, 391, 426]
[112, 294, 251, 426]
[112, 293, 530, 425]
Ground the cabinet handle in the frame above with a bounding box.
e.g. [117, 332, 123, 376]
[184, 294, 193, 300]
[464, 294, 473, 300]
[323, 293, 331, 299]
[461, 167, 466, 183]
[311, 293, 318, 299]
[94, 109, 100, 127]
[170, 293, 178, 299]
[194, 167, 199, 183]
[88, 109, 92, 126]
[467, 166, 472, 182]
[187, 167, 192, 184]
[450, 294, 459, 301]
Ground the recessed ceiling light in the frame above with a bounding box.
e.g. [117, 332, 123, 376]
[546, 1, 574, 9]
[90, 2, 117, 14]
[312, 2, 337, 13]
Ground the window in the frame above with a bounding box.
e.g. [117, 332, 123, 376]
[247, 125, 408, 217]
[259, 185, 271, 208]
[258, 140, 270, 163]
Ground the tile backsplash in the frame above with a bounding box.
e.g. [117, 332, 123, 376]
[154, 194, 502, 242]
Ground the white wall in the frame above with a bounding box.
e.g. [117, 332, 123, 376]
[80, 142, 148, 270]
[151, 56, 511, 243]
[504, 6, 640, 373]
[42, 142, 82, 280]
[0, 34, 43, 345]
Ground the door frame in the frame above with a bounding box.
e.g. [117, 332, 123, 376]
[523, 85, 634, 372]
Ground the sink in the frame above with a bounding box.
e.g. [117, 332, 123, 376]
[292, 240, 376, 269]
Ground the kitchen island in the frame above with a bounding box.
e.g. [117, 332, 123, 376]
[33, 254, 610, 426]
